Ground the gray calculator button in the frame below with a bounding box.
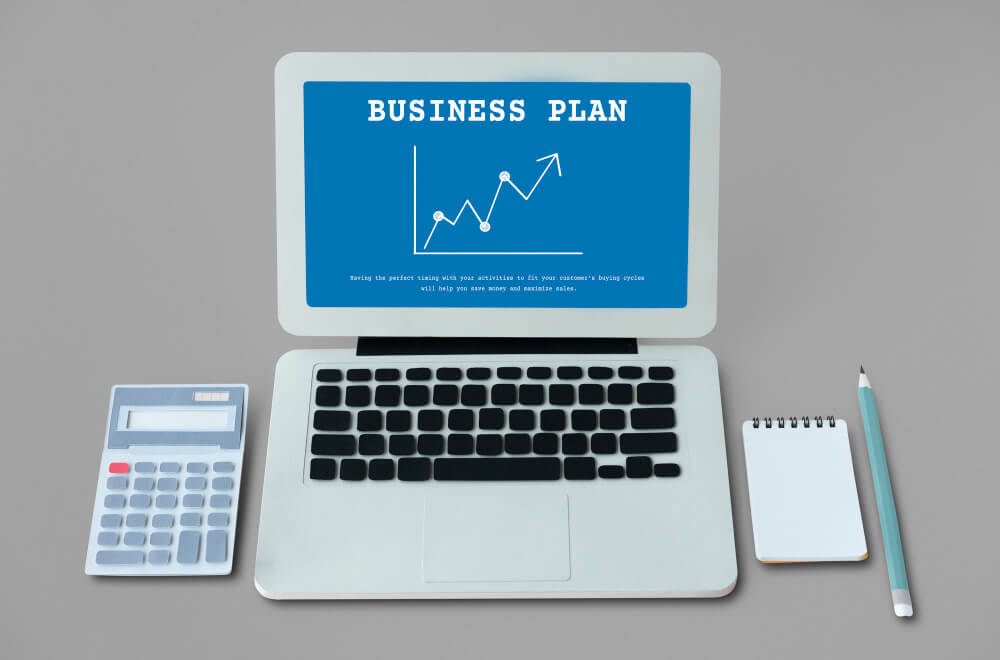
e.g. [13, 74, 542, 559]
[150, 532, 172, 546]
[106, 476, 128, 490]
[211, 477, 234, 490]
[134, 462, 156, 473]
[160, 462, 181, 473]
[180, 513, 201, 526]
[96, 550, 143, 565]
[100, 514, 122, 528]
[213, 461, 235, 473]
[148, 550, 170, 565]
[185, 477, 207, 490]
[207, 512, 229, 527]
[125, 513, 147, 528]
[133, 477, 155, 491]
[104, 494, 126, 508]
[177, 531, 201, 564]
[187, 462, 208, 474]
[205, 530, 227, 563]
[155, 494, 177, 509]
[152, 514, 174, 528]
[157, 477, 179, 491]
[97, 532, 119, 546]
[182, 494, 203, 508]
[123, 532, 145, 546]
[209, 494, 231, 508]
[129, 494, 152, 508]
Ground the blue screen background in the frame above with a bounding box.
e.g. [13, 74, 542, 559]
[304, 81, 690, 308]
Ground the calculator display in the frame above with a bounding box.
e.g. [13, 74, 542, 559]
[125, 408, 230, 431]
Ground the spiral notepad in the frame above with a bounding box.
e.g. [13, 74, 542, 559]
[743, 417, 867, 563]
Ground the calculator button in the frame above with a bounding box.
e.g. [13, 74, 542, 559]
[96, 550, 143, 565]
[187, 462, 208, 474]
[205, 530, 227, 563]
[108, 462, 129, 474]
[97, 532, 119, 546]
[159, 462, 181, 473]
[149, 532, 172, 546]
[177, 531, 201, 563]
[148, 550, 170, 565]
[100, 514, 122, 528]
[211, 477, 233, 490]
[134, 462, 156, 474]
[207, 512, 228, 527]
[106, 476, 127, 490]
[129, 494, 152, 508]
[182, 494, 203, 508]
[209, 494, 231, 508]
[123, 532, 145, 546]
[213, 462, 235, 473]
[185, 477, 207, 490]
[104, 494, 126, 508]
[157, 478, 179, 491]
[180, 513, 201, 526]
[155, 494, 177, 509]
[133, 477, 154, 491]
[125, 513, 146, 528]
[152, 514, 173, 528]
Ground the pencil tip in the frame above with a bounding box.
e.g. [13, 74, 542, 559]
[859, 364, 865, 374]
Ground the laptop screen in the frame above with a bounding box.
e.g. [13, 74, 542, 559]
[303, 81, 691, 308]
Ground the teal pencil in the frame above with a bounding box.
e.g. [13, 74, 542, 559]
[858, 366, 913, 617]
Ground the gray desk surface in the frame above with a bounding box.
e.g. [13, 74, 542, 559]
[2, 1, 997, 657]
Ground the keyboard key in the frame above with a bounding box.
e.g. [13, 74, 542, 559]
[345, 386, 371, 407]
[181, 513, 201, 526]
[637, 383, 675, 405]
[108, 462, 129, 474]
[466, 367, 491, 380]
[654, 463, 682, 477]
[157, 477, 179, 491]
[123, 532, 145, 546]
[579, 384, 605, 405]
[587, 366, 613, 379]
[479, 408, 505, 430]
[533, 433, 559, 455]
[315, 385, 342, 407]
[212, 477, 234, 490]
[155, 494, 177, 508]
[620, 432, 678, 454]
[571, 410, 597, 431]
[608, 384, 633, 405]
[436, 367, 462, 381]
[564, 457, 596, 480]
[96, 550, 143, 565]
[504, 433, 531, 455]
[207, 512, 229, 526]
[418, 409, 444, 431]
[375, 368, 400, 381]
[626, 456, 653, 478]
[526, 367, 551, 379]
[476, 434, 503, 456]
[509, 409, 535, 431]
[374, 385, 401, 406]
[347, 368, 371, 381]
[100, 514, 122, 528]
[491, 384, 517, 405]
[206, 530, 227, 562]
[539, 409, 566, 431]
[357, 410, 383, 431]
[562, 433, 588, 455]
[133, 477, 154, 491]
[313, 434, 355, 456]
[435, 457, 561, 481]
[185, 477, 207, 490]
[461, 385, 487, 406]
[433, 385, 459, 405]
[406, 368, 431, 381]
[649, 366, 674, 380]
[518, 384, 545, 405]
[358, 434, 385, 455]
[448, 409, 475, 431]
[591, 433, 617, 454]
[182, 494, 203, 508]
[549, 384, 574, 405]
[630, 408, 676, 430]
[386, 410, 412, 432]
[618, 366, 643, 379]
[129, 494, 152, 509]
[209, 495, 230, 508]
[310, 458, 336, 480]
[150, 532, 172, 546]
[148, 549, 170, 564]
[213, 462, 235, 473]
[417, 434, 444, 455]
[389, 435, 416, 456]
[403, 385, 430, 406]
[598, 465, 625, 479]
[187, 462, 209, 474]
[104, 494, 126, 508]
[177, 530, 201, 563]
[135, 462, 156, 474]
[314, 410, 351, 431]
[97, 532, 118, 546]
[397, 457, 431, 481]
[126, 513, 147, 528]
[340, 459, 366, 480]
[106, 476, 127, 490]
[160, 462, 181, 473]
[316, 368, 343, 382]
[368, 458, 395, 480]
[497, 367, 522, 379]
[557, 366, 583, 379]
[599, 409, 626, 430]
[152, 514, 173, 528]
[447, 434, 474, 455]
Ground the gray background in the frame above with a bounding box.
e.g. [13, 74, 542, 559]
[2, 1, 997, 657]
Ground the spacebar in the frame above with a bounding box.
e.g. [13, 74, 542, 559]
[434, 458, 561, 481]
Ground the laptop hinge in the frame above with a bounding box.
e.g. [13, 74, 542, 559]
[356, 337, 638, 356]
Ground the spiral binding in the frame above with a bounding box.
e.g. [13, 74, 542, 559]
[752, 416, 836, 429]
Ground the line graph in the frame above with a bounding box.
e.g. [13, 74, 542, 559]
[412, 146, 582, 255]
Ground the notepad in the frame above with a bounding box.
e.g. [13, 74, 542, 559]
[743, 417, 867, 563]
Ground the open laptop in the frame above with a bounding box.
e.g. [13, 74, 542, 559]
[255, 52, 736, 598]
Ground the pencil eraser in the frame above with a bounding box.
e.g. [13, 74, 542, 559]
[894, 603, 913, 617]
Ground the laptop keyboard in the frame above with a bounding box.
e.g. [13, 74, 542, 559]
[307, 365, 679, 482]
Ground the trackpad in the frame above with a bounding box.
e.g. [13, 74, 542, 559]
[422, 494, 570, 583]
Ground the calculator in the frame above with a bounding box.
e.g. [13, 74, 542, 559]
[85, 385, 248, 576]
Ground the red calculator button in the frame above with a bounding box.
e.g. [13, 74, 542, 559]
[109, 462, 129, 474]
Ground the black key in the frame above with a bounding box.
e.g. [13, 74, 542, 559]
[340, 458, 367, 480]
[406, 368, 432, 381]
[557, 366, 583, 380]
[447, 434, 474, 455]
[549, 384, 574, 406]
[368, 458, 394, 480]
[460, 385, 487, 407]
[389, 434, 416, 456]
[491, 384, 517, 405]
[312, 434, 355, 456]
[654, 463, 682, 477]
[314, 411, 351, 432]
[358, 434, 385, 455]
[579, 384, 605, 405]
[374, 385, 401, 407]
[347, 369, 372, 382]
[571, 409, 597, 431]
[309, 458, 336, 480]
[497, 367, 522, 379]
[315, 386, 342, 407]
[403, 385, 430, 406]
[479, 408, 505, 430]
[357, 410, 383, 432]
[526, 367, 552, 379]
[618, 366, 643, 379]
[598, 465, 625, 479]
[564, 457, 596, 480]
[466, 367, 491, 380]
[375, 368, 400, 381]
[620, 432, 678, 454]
[433, 384, 459, 406]
[562, 433, 588, 455]
[626, 456, 653, 478]
[436, 367, 462, 381]
[630, 408, 676, 430]
[316, 369, 342, 383]
[649, 366, 674, 381]
[587, 366, 613, 380]
[608, 384, 633, 405]
[434, 457, 561, 481]
[637, 383, 675, 405]
[533, 433, 559, 455]
[518, 384, 544, 405]
[539, 409, 566, 431]
[591, 433, 617, 454]
[386, 410, 411, 432]
[417, 409, 443, 431]
[476, 434, 503, 456]
[504, 433, 531, 454]
[345, 386, 371, 407]
[397, 457, 431, 481]
[509, 409, 535, 431]
[417, 434, 444, 456]
[599, 409, 626, 430]
[448, 409, 475, 431]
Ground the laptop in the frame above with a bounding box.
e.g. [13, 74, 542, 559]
[255, 52, 736, 598]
